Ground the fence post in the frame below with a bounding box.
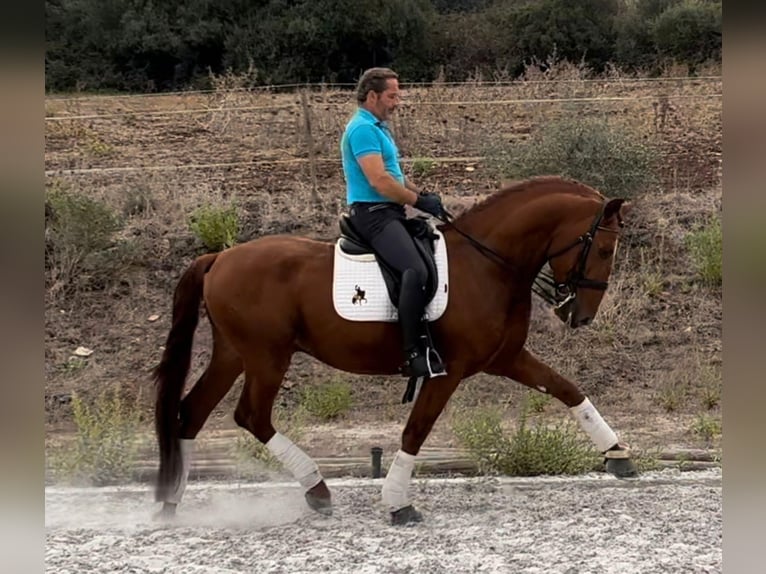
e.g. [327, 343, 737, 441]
[300, 89, 320, 206]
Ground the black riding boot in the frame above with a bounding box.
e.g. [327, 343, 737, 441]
[398, 269, 447, 378]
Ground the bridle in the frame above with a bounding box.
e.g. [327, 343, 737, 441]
[437, 201, 621, 308]
[533, 203, 622, 307]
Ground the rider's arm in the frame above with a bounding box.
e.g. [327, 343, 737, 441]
[357, 154, 418, 205]
[347, 124, 418, 205]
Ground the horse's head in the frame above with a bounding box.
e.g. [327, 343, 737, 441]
[546, 197, 630, 328]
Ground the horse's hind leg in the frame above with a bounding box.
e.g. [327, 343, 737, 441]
[157, 328, 243, 518]
[486, 348, 638, 477]
[234, 353, 332, 516]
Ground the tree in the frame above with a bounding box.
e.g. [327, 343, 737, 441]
[502, 0, 619, 72]
[652, 0, 721, 71]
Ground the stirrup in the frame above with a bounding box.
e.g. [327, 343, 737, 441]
[425, 346, 447, 378]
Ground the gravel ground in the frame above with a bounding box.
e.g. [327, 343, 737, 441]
[46, 468, 721, 574]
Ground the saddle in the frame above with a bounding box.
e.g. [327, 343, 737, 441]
[338, 214, 440, 307]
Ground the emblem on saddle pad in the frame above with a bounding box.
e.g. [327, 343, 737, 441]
[352, 285, 367, 305]
[332, 228, 450, 322]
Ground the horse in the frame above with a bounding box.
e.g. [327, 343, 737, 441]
[153, 176, 637, 525]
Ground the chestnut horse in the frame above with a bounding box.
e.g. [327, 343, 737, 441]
[153, 176, 636, 525]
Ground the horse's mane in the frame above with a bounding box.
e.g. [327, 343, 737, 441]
[453, 176, 605, 221]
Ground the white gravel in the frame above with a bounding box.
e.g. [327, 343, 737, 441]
[46, 468, 721, 574]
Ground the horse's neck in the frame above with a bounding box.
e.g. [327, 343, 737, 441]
[455, 193, 581, 280]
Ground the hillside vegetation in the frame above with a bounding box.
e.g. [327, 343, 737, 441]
[45, 62, 722, 469]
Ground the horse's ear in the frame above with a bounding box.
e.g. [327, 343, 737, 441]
[604, 198, 631, 225]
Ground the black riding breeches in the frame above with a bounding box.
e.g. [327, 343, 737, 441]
[348, 202, 428, 286]
[348, 202, 429, 351]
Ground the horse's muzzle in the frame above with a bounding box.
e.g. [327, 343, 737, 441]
[554, 296, 592, 328]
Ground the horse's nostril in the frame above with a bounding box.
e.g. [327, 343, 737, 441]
[578, 317, 592, 327]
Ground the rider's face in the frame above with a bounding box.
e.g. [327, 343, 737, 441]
[369, 79, 400, 121]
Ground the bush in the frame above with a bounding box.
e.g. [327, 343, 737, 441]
[686, 217, 722, 287]
[45, 187, 122, 300]
[690, 413, 721, 443]
[189, 203, 239, 251]
[47, 388, 142, 485]
[300, 379, 353, 420]
[452, 400, 600, 476]
[487, 114, 659, 199]
[411, 157, 436, 178]
[652, 0, 722, 70]
[451, 406, 508, 474]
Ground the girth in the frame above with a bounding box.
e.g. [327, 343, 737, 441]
[338, 214, 440, 307]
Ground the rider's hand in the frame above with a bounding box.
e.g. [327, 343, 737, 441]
[413, 193, 445, 218]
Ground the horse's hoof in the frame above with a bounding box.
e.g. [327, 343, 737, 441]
[390, 505, 423, 526]
[305, 481, 333, 516]
[605, 449, 639, 478]
[153, 503, 177, 522]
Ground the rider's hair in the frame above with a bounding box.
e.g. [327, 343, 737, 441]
[356, 68, 398, 104]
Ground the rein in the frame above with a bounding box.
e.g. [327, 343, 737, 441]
[437, 208, 517, 274]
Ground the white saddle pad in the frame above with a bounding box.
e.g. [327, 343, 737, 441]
[332, 229, 449, 322]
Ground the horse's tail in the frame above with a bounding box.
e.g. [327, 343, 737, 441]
[153, 252, 219, 502]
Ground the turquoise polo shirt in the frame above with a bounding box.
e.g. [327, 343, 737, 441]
[341, 108, 404, 204]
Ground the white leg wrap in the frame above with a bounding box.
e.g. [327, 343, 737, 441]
[569, 397, 619, 452]
[166, 439, 194, 504]
[266, 432, 322, 490]
[381, 450, 415, 512]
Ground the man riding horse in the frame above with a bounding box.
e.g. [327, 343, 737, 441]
[341, 67, 447, 381]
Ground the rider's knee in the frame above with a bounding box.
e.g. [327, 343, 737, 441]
[402, 264, 428, 288]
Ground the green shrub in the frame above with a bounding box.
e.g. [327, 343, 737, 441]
[452, 402, 600, 476]
[189, 204, 239, 251]
[452, 406, 508, 474]
[411, 157, 436, 178]
[47, 389, 142, 485]
[46, 187, 121, 264]
[122, 187, 156, 217]
[300, 379, 353, 420]
[487, 114, 659, 199]
[690, 413, 721, 443]
[652, 0, 722, 69]
[655, 379, 687, 412]
[526, 390, 552, 413]
[45, 187, 122, 299]
[700, 371, 721, 410]
[686, 218, 722, 287]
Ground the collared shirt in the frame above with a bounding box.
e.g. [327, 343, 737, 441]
[340, 107, 404, 204]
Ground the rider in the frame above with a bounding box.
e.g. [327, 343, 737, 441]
[341, 67, 447, 379]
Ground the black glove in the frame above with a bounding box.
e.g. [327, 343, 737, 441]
[413, 193, 444, 218]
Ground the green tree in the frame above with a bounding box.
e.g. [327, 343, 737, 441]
[651, 0, 721, 70]
[501, 0, 619, 72]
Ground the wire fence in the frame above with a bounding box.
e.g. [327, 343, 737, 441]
[45, 75, 723, 103]
[45, 92, 722, 123]
[44, 80, 722, 188]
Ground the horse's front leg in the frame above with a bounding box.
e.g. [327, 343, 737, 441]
[485, 348, 638, 478]
[382, 373, 462, 526]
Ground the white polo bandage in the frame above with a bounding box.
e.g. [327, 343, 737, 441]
[266, 432, 322, 490]
[381, 450, 416, 511]
[569, 397, 618, 452]
[167, 439, 194, 504]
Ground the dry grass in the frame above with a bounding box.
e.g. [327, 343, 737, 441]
[45, 66, 722, 457]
